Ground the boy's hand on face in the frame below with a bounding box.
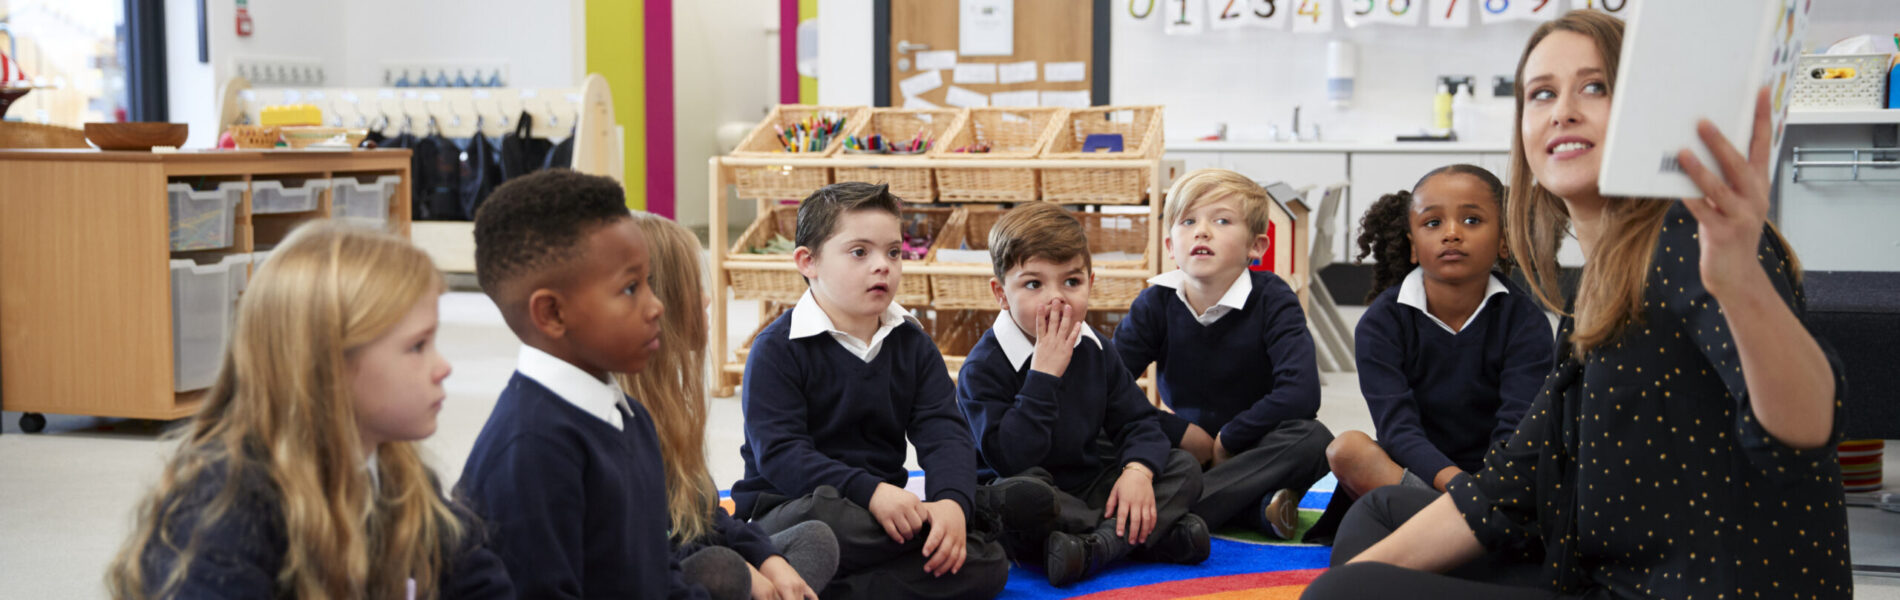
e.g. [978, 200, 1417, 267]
[1029, 299, 1083, 378]
[920, 500, 968, 577]
[869, 482, 927, 543]
[1105, 463, 1158, 545]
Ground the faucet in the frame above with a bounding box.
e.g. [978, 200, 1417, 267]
[1292, 106, 1301, 141]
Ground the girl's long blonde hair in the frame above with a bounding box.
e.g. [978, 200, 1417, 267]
[1506, 10, 1797, 354]
[616, 212, 718, 543]
[108, 222, 462, 599]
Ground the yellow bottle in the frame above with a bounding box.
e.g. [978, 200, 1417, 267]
[1433, 83, 1454, 132]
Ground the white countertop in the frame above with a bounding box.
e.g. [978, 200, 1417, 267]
[1166, 140, 1513, 153]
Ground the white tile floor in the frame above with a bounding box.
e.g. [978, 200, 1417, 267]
[2, 290, 1897, 597]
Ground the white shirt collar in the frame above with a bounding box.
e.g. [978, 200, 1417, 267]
[516, 345, 629, 430]
[1396, 266, 1511, 335]
[991, 310, 1104, 371]
[1146, 269, 1252, 326]
[787, 290, 921, 362]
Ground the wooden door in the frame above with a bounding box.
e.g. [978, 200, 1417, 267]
[889, 0, 1094, 108]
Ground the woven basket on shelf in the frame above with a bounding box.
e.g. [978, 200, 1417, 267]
[925, 204, 1151, 310]
[834, 107, 962, 203]
[730, 105, 867, 199]
[228, 125, 282, 150]
[725, 204, 955, 307]
[929, 107, 1066, 203]
[914, 308, 996, 378]
[1040, 106, 1163, 205]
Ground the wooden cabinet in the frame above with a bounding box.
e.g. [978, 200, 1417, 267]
[0, 149, 411, 428]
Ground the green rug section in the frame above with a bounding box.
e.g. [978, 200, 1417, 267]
[1212, 508, 1326, 546]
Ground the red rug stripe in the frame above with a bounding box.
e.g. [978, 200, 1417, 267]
[1070, 568, 1326, 599]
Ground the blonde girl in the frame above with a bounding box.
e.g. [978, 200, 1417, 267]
[1306, 9, 1848, 599]
[107, 222, 510, 599]
[617, 212, 837, 600]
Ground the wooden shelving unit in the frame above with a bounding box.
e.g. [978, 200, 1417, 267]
[708, 155, 1173, 398]
[0, 149, 412, 430]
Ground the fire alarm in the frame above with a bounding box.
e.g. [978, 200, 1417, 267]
[235, 0, 253, 37]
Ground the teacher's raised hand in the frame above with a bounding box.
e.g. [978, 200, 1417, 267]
[1674, 86, 1777, 301]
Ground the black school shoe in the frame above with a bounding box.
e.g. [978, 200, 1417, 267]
[1133, 513, 1211, 565]
[1045, 529, 1130, 587]
[977, 477, 1059, 561]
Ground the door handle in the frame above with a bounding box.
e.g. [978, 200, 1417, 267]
[897, 40, 930, 53]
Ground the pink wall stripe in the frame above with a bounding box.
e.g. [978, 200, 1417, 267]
[780, 0, 799, 104]
[644, 0, 676, 218]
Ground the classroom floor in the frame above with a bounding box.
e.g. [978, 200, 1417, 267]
[3, 287, 1898, 598]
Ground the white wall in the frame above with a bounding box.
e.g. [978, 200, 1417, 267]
[674, 0, 781, 229]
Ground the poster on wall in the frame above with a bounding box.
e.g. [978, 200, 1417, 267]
[1247, 0, 1291, 30]
[1291, 0, 1334, 33]
[1427, 0, 1470, 27]
[1166, 0, 1209, 34]
[960, 0, 1015, 56]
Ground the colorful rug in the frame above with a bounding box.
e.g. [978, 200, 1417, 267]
[721, 473, 1339, 598]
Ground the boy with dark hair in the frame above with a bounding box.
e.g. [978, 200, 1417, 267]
[732, 182, 1009, 599]
[1113, 169, 1333, 541]
[458, 169, 706, 599]
[956, 202, 1210, 588]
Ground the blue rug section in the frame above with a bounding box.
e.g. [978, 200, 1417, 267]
[998, 539, 1332, 598]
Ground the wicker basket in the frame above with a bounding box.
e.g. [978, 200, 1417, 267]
[914, 308, 996, 378]
[925, 204, 1151, 310]
[1040, 106, 1163, 205]
[834, 108, 962, 203]
[726, 205, 808, 303]
[726, 203, 955, 307]
[730, 105, 867, 199]
[228, 125, 282, 150]
[929, 107, 1066, 203]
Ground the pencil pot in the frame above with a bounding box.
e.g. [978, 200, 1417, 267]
[930, 108, 1066, 203]
[725, 205, 807, 303]
[731, 105, 866, 199]
[1039, 106, 1163, 205]
[834, 108, 962, 202]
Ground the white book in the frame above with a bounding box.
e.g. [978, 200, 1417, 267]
[1598, 0, 1809, 199]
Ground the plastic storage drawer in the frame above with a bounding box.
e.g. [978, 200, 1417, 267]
[251, 179, 328, 214]
[166, 182, 244, 251]
[332, 175, 401, 230]
[170, 254, 251, 392]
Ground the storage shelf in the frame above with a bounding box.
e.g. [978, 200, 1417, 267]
[1786, 109, 1900, 126]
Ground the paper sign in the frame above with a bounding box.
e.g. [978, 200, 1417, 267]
[1291, 0, 1333, 32]
[954, 63, 999, 84]
[1210, 0, 1250, 30]
[1045, 62, 1087, 83]
[284, 90, 302, 103]
[1477, 0, 1512, 24]
[991, 90, 1040, 107]
[1041, 90, 1091, 108]
[900, 70, 944, 98]
[1428, 0, 1469, 27]
[916, 50, 959, 71]
[1247, 0, 1289, 29]
[904, 95, 941, 109]
[945, 86, 991, 108]
[1576, 0, 1637, 18]
[959, 0, 1014, 56]
[999, 61, 1038, 84]
[1166, 0, 1207, 34]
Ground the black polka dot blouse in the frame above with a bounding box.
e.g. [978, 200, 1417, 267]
[1446, 202, 1852, 599]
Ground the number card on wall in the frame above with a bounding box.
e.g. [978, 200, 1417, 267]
[1167, 0, 1209, 34]
[1478, 0, 1513, 24]
[1210, 0, 1251, 29]
[1247, 0, 1290, 30]
[1428, 0, 1469, 27]
[1517, 0, 1557, 22]
[1577, 0, 1636, 19]
[1293, 0, 1334, 33]
[1342, 0, 1421, 27]
[1127, 0, 1159, 22]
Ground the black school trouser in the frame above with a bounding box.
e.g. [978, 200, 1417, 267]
[1301, 485, 1598, 600]
[751, 485, 1009, 600]
[1010, 448, 1203, 549]
[1158, 415, 1334, 530]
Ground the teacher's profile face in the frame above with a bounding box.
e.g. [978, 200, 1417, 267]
[1519, 30, 1613, 201]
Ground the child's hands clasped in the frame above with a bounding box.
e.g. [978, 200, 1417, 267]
[869, 482, 927, 543]
[1105, 462, 1158, 544]
[1029, 299, 1083, 378]
[920, 500, 968, 577]
[751, 556, 818, 600]
[1676, 86, 1776, 301]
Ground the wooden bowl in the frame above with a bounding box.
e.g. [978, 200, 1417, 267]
[84, 122, 189, 151]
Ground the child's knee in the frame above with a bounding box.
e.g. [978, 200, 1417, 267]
[1326, 431, 1377, 474]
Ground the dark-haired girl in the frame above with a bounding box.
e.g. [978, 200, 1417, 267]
[1326, 164, 1555, 501]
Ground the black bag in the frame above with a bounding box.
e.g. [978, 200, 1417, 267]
[542, 126, 575, 171]
[411, 122, 464, 220]
[499, 111, 553, 182]
[459, 125, 503, 220]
